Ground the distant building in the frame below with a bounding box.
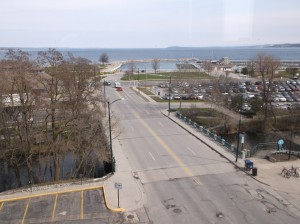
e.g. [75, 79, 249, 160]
[219, 57, 230, 65]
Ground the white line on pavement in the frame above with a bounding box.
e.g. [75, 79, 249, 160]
[187, 147, 196, 155]
[158, 121, 164, 127]
[148, 152, 156, 161]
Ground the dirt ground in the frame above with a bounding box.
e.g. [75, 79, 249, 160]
[269, 153, 299, 162]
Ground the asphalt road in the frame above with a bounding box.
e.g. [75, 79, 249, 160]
[107, 81, 299, 224]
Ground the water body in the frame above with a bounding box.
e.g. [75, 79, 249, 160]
[120, 60, 181, 72]
[1, 47, 300, 62]
[0, 152, 105, 193]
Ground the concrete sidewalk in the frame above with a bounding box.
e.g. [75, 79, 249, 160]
[104, 138, 146, 212]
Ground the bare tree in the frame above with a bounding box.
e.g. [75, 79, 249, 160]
[152, 59, 160, 73]
[247, 60, 256, 77]
[36, 48, 66, 181]
[203, 60, 213, 74]
[127, 60, 136, 80]
[0, 48, 110, 189]
[99, 53, 109, 65]
[253, 53, 280, 133]
[3, 49, 36, 185]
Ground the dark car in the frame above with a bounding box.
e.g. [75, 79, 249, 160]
[104, 81, 111, 86]
[181, 94, 190, 100]
[189, 94, 197, 100]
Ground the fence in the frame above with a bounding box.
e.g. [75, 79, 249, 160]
[176, 112, 243, 158]
[250, 142, 278, 157]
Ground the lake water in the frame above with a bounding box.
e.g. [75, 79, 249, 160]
[1, 47, 300, 63]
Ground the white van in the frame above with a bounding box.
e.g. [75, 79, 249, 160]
[114, 82, 121, 88]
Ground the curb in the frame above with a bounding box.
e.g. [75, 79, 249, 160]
[102, 185, 125, 212]
[161, 111, 270, 187]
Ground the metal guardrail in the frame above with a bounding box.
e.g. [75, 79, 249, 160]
[251, 142, 278, 157]
[176, 112, 242, 158]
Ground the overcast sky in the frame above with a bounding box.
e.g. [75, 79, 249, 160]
[0, 0, 299, 48]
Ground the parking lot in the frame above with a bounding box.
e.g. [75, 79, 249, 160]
[0, 187, 120, 224]
[156, 77, 300, 110]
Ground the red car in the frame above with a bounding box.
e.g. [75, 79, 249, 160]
[116, 87, 123, 91]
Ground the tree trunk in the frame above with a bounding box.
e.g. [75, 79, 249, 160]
[13, 162, 22, 188]
[53, 152, 60, 181]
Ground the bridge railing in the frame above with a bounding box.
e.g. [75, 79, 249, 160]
[176, 112, 243, 158]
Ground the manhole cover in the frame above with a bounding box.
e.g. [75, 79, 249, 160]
[124, 212, 139, 223]
[216, 212, 224, 218]
[173, 208, 182, 214]
[127, 214, 135, 219]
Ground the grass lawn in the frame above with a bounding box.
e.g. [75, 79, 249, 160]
[137, 87, 153, 95]
[121, 71, 211, 81]
[277, 71, 297, 78]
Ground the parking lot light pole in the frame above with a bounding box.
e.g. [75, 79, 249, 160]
[236, 95, 243, 162]
[108, 98, 123, 172]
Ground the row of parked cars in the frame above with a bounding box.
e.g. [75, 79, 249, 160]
[270, 79, 300, 102]
[159, 77, 300, 102]
[162, 86, 204, 101]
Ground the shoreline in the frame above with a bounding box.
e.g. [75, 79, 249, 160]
[104, 58, 197, 73]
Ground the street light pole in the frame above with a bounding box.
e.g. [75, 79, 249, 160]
[103, 80, 106, 116]
[236, 95, 243, 162]
[108, 98, 123, 173]
[138, 68, 140, 94]
[168, 76, 171, 116]
[108, 101, 113, 172]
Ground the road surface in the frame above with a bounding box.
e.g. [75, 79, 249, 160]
[107, 79, 299, 224]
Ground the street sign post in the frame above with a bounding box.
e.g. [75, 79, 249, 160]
[278, 139, 284, 151]
[114, 182, 122, 208]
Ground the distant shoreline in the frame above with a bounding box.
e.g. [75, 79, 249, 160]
[1, 43, 300, 50]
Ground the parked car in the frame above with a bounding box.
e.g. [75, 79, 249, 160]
[181, 94, 190, 100]
[279, 96, 287, 102]
[189, 94, 197, 100]
[197, 94, 204, 100]
[173, 95, 181, 100]
[164, 94, 173, 100]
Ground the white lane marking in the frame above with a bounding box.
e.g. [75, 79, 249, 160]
[131, 126, 134, 131]
[187, 147, 196, 155]
[148, 152, 156, 161]
[158, 121, 164, 127]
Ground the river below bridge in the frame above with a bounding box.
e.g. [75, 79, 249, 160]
[0, 151, 105, 193]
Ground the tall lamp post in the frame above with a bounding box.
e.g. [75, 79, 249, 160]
[108, 98, 123, 172]
[137, 68, 140, 94]
[103, 80, 107, 116]
[168, 76, 172, 116]
[236, 95, 243, 162]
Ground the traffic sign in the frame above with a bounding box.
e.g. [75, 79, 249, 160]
[278, 139, 284, 145]
[115, 182, 122, 189]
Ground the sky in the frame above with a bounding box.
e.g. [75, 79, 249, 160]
[0, 0, 299, 48]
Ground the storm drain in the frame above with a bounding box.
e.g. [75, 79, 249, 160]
[124, 212, 139, 223]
